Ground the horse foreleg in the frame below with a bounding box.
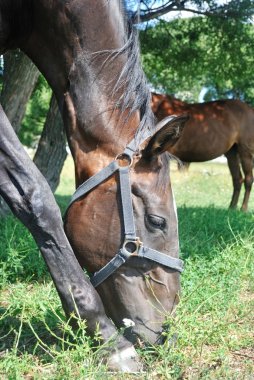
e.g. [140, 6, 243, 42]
[0, 106, 140, 371]
[225, 147, 243, 209]
[239, 147, 253, 212]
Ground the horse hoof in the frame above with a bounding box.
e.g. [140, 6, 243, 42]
[107, 345, 143, 372]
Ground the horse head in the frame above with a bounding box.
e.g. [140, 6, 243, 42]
[64, 113, 187, 345]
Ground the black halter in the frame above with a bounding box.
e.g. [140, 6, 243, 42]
[67, 116, 184, 287]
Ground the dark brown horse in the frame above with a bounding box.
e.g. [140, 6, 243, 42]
[0, 1, 187, 371]
[152, 92, 254, 211]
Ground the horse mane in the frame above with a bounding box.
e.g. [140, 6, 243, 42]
[115, 22, 155, 141]
[103, 14, 171, 190]
[109, 13, 170, 189]
[95, 11, 155, 145]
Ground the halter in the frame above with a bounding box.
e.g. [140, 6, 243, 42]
[67, 116, 184, 287]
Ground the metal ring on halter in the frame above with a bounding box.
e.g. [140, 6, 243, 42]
[115, 153, 133, 168]
[122, 238, 142, 257]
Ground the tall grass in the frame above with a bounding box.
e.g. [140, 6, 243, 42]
[0, 158, 253, 379]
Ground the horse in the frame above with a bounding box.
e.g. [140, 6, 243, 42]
[152, 92, 254, 211]
[0, 1, 187, 371]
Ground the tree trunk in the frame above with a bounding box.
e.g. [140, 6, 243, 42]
[0, 50, 40, 216]
[0, 52, 67, 216]
[1, 50, 40, 132]
[33, 94, 67, 193]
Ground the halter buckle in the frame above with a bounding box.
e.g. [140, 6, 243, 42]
[122, 237, 142, 257]
[115, 153, 133, 168]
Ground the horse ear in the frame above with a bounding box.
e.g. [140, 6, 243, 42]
[142, 114, 188, 158]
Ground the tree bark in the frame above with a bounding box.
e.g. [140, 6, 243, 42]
[0, 51, 67, 214]
[0, 50, 40, 216]
[1, 50, 40, 132]
[33, 94, 67, 193]
[0, 51, 67, 215]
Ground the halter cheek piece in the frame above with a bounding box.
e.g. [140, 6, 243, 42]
[67, 117, 184, 287]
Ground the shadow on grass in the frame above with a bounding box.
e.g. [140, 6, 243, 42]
[0, 305, 93, 361]
[0, 307, 60, 358]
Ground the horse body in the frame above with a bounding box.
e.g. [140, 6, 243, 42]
[152, 93, 254, 211]
[0, 1, 186, 370]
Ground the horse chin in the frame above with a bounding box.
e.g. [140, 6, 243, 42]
[96, 264, 180, 346]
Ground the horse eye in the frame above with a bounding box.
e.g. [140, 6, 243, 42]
[147, 214, 166, 230]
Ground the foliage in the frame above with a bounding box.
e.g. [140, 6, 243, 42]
[140, 16, 254, 103]
[19, 75, 52, 147]
[0, 158, 253, 378]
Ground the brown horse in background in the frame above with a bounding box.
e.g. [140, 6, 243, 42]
[152, 92, 254, 211]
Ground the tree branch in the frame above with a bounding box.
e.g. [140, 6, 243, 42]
[134, 0, 254, 23]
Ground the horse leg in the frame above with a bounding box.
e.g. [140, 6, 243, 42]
[0, 105, 140, 371]
[238, 147, 253, 212]
[225, 146, 243, 209]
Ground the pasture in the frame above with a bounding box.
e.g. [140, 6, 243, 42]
[0, 157, 253, 379]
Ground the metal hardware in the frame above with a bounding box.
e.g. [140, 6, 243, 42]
[115, 153, 133, 168]
[122, 238, 142, 257]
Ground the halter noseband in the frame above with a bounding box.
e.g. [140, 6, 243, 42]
[67, 117, 184, 287]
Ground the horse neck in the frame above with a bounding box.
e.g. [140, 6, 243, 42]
[21, 0, 141, 184]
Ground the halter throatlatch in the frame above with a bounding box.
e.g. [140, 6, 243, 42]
[67, 117, 184, 287]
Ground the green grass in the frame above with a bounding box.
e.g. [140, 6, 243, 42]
[0, 158, 253, 379]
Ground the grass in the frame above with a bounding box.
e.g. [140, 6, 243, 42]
[0, 157, 253, 379]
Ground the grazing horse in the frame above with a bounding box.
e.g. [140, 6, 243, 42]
[152, 92, 254, 211]
[0, 0, 187, 371]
